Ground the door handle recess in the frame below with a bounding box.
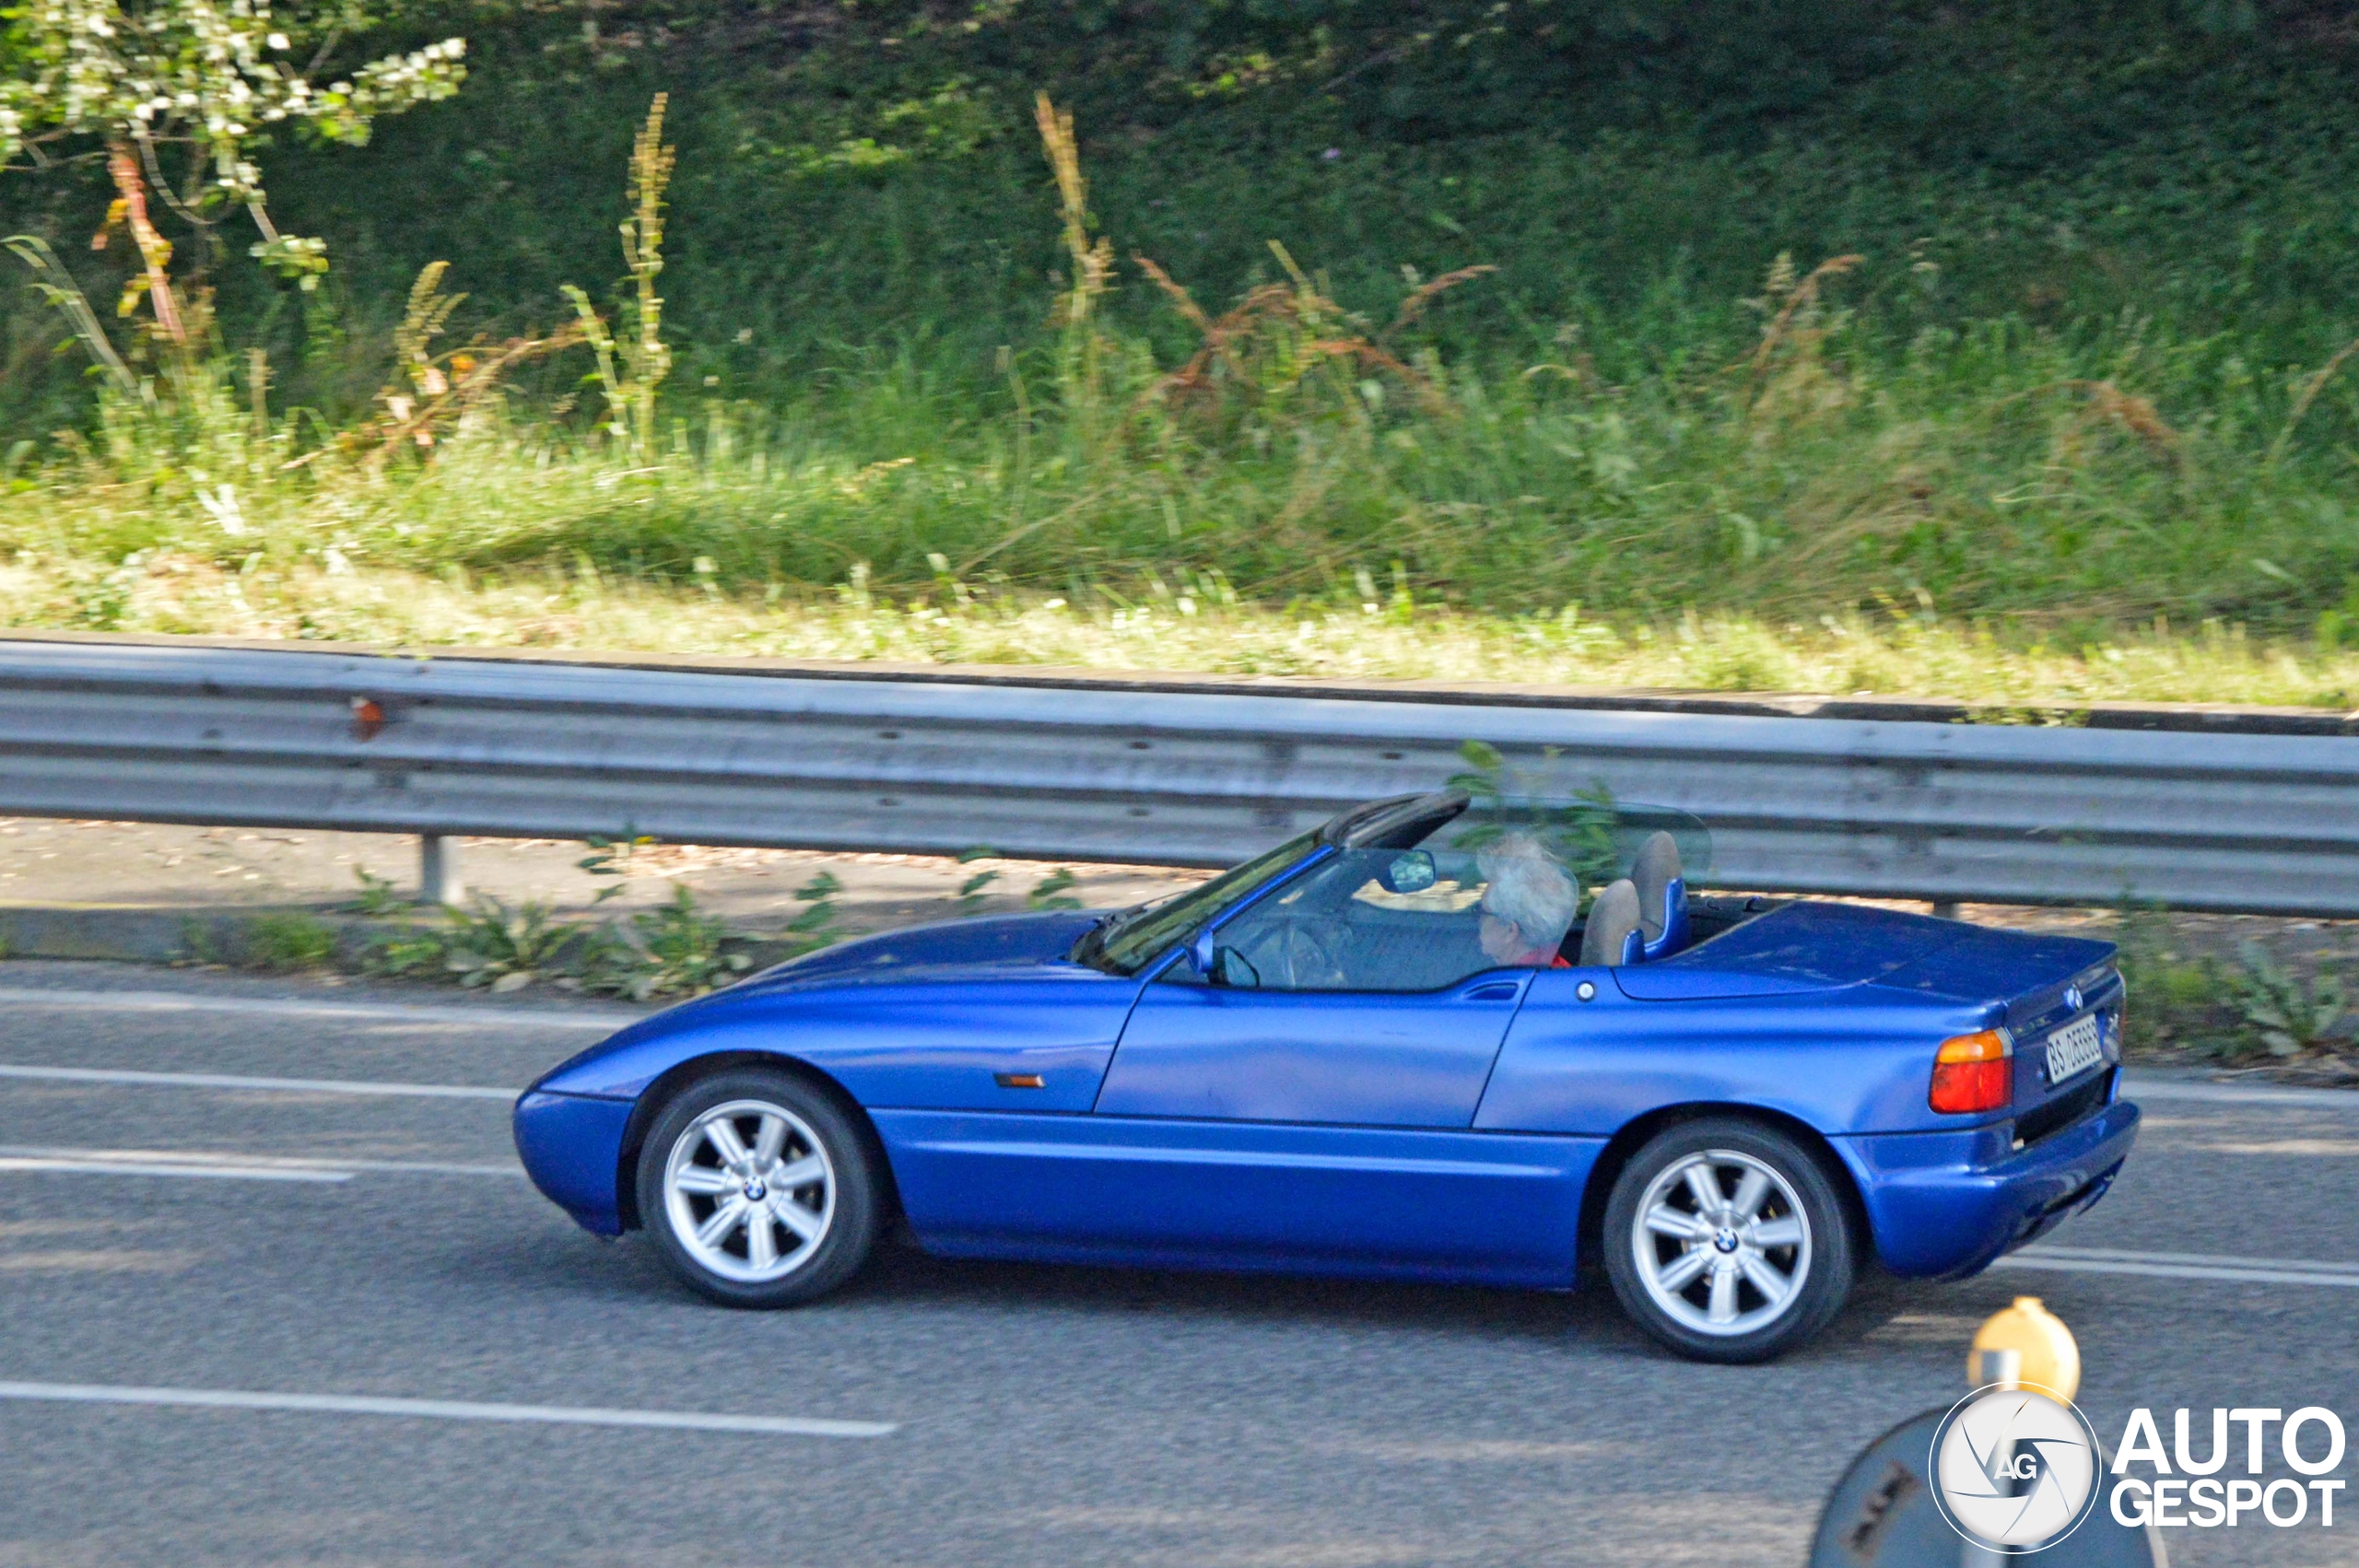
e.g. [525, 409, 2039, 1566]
[1461, 982, 1521, 1002]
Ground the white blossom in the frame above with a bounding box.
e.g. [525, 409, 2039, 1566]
[1, 1, 466, 205]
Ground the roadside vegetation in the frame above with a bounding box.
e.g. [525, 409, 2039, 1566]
[2115, 910, 2359, 1082]
[346, 837, 848, 999]
[5, 4, 2359, 705]
[199, 835, 1093, 1001]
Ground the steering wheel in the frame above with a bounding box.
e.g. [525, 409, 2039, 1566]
[1238, 920, 1348, 989]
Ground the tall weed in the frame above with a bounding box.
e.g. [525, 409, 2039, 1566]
[580, 882, 750, 1000]
[6, 77, 2359, 667]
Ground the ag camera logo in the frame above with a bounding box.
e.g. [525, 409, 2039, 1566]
[1929, 1385, 2103, 1552]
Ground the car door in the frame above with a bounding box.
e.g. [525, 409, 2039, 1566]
[1100, 846, 1531, 1119]
[1059, 847, 1584, 1281]
[1096, 974, 1522, 1125]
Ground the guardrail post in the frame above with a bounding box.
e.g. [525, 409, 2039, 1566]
[419, 835, 464, 907]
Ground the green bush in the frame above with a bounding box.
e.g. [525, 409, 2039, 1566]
[344, 867, 407, 918]
[436, 895, 581, 992]
[2229, 942, 2351, 1059]
[579, 882, 750, 1000]
[243, 912, 338, 972]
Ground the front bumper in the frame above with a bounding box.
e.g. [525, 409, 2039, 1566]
[513, 1089, 636, 1236]
[1836, 1095, 2142, 1279]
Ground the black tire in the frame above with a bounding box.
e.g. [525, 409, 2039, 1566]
[634, 1069, 881, 1308]
[1601, 1117, 1855, 1363]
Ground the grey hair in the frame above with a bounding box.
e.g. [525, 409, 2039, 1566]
[1476, 833, 1579, 949]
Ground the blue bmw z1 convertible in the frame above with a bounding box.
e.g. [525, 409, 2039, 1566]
[513, 790, 2140, 1362]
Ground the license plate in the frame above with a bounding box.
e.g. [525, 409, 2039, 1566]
[2045, 1014, 2104, 1085]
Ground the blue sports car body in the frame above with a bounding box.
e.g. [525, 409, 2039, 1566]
[514, 790, 2138, 1355]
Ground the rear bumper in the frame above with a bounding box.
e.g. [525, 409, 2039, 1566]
[1835, 1096, 2142, 1279]
[513, 1089, 635, 1236]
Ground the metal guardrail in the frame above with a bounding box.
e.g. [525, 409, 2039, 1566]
[0, 638, 2354, 915]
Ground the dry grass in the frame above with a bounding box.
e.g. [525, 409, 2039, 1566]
[10, 551, 2356, 710]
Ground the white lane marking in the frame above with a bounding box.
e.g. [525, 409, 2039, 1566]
[0, 1156, 347, 1183]
[1999, 1245, 2359, 1289]
[0, 985, 629, 1031]
[2187, 1138, 2359, 1155]
[2122, 1075, 2359, 1110]
[2016, 1245, 2359, 1275]
[0, 1380, 897, 1438]
[0, 1064, 517, 1100]
[0, 1144, 522, 1180]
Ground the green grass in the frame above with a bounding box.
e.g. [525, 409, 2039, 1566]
[7, 2, 2359, 684]
[7, 539, 2359, 710]
[241, 911, 339, 972]
[10, 1, 2346, 419]
[6, 268, 2359, 673]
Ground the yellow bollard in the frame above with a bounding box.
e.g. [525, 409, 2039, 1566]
[1813, 1293, 2157, 1563]
[1966, 1295, 2081, 1404]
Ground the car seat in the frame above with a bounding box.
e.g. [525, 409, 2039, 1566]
[1628, 830, 1689, 961]
[1578, 879, 1645, 967]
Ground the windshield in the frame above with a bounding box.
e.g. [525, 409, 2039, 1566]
[1071, 784, 1712, 976]
[1074, 831, 1320, 976]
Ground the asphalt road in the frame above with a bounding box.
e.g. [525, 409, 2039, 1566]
[0, 960, 2352, 1568]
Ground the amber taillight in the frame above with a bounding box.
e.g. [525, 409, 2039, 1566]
[1930, 1028, 2013, 1115]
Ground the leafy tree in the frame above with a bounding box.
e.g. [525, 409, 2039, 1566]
[1, 0, 464, 324]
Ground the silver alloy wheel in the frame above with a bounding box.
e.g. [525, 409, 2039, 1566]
[660, 1098, 836, 1284]
[1629, 1148, 1813, 1337]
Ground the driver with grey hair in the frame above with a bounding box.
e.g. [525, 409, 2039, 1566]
[1475, 833, 1579, 968]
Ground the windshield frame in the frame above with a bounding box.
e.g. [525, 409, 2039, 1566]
[1072, 831, 1326, 977]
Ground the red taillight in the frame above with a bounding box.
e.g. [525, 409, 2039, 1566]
[1930, 1029, 2013, 1115]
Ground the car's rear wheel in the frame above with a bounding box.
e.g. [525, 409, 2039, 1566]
[635, 1069, 880, 1307]
[1602, 1117, 1854, 1363]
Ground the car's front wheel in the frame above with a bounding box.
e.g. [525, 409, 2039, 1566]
[1602, 1117, 1854, 1363]
[635, 1069, 881, 1307]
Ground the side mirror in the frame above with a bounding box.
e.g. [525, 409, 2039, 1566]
[1187, 929, 1261, 988]
[1379, 850, 1438, 894]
